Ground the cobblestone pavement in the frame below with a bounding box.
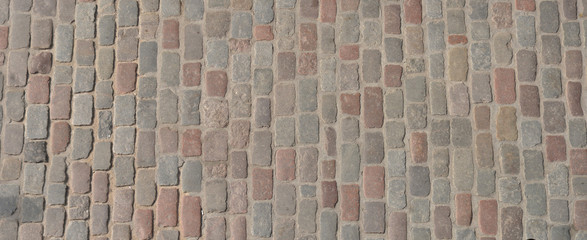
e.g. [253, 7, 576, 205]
[0, 0, 587, 239]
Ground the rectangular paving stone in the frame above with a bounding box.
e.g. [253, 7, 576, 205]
[75, 3, 96, 39]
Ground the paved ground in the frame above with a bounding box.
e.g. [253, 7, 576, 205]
[0, 0, 586, 239]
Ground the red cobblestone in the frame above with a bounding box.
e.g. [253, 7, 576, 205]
[384, 65, 403, 87]
[341, 184, 359, 221]
[325, 127, 336, 156]
[546, 135, 567, 162]
[50, 122, 70, 154]
[321, 181, 338, 208]
[229, 39, 251, 53]
[70, 162, 91, 194]
[50, 85, 71, 120]
[157, 188, 178, 227]
[363, 166, 385, 199]
[389, 212, 407, 240]
[322, 160, 336, 179]
[320, 0, 336, 23]
[474, 105, 491, 130]
[27, 76, 50, 104]
[448, 35, 468, 45]
[340, 93, 360, 115]
[205, 163, 227, 178]
[434, 206, 452, 239]
[566, 50, 583, 79]
[519, 85, 540, 117]
[479, 199, 498, 235]
[134, 209, 153, 240]
[364, 87, 384, 128]
[404, 0, 422, 24]
[299, 23, 317, 51]
[92, 172, 109, 203]
[162, 19, 180, 49]
[159, 127, 178, 154]
[341, 0, 359, 11]
[231, 216, 246, 240]
[410, 132, 427, 163]
[339, 45, 359, 60]
[501, 206, 523, 239]
[492, 2, 513, 28]
[516, 0, 536, 11]
[575, 200, 587, 230]
[252, 168, 273, 200]
[567, 81, 584, 116]
[230, 151, 248, 179]
[494, 68, 516, 104]
[298, 52, 317, 75]
[206, 217, 226, 240]
[0, 26, 7, 49]
[181, 196, 202, 237]
[571, 149, 587, 175]
[205, 71, 228, 97]
[116, 63, 138, 94]
[455, 193, 472, 226]
[254, 25, 273, 41]
[181, 129, 202, 157]
[183, 62, 201, 87]
[276, 149, 296, 181]
[385, 4, 401, 34]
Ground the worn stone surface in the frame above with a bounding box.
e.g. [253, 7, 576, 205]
[0, 1, 581, 238]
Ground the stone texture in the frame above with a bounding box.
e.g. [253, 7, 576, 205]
[0, 3, 581, 238]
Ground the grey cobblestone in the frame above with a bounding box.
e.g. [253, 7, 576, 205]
[471, 43, 491, 71]
[429, 53, 444, 79]
[136, 169, 157, 205]
[26, 106, 49, 139]
[253, 203, 272, 237]
[499, 177, 522, 204]
[540, 1, 560, 33]
[185, 24, 203, 60]
[410, 199, 430, 223]
[72, 94, 94, 126]
[23, 163, 45, 194]
[137, 100, 157, 129]
[98, 111, 113, 139]
[517, 16, 536, 47]
[477, 169, 496, 196]
[388, 179, 406, 209]
[99, 15, 116, 46]
[75, 3, 96, 39]
[139, 42, 158, 74]
[72, 128, 93, 160]
[157, 156, 179, 186]
[447, 10, 465, 34]
[113, 127, 135, 155]
[97, 49, 114, 81]
[569, 118, 587, 147]
[432, 179, 450, 204]
[114, 95, 136, 126]
[524, 150, 544, 181]
[232, 54, 251, 82]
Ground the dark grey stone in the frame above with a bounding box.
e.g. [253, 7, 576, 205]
[409, 166, 430, 197]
